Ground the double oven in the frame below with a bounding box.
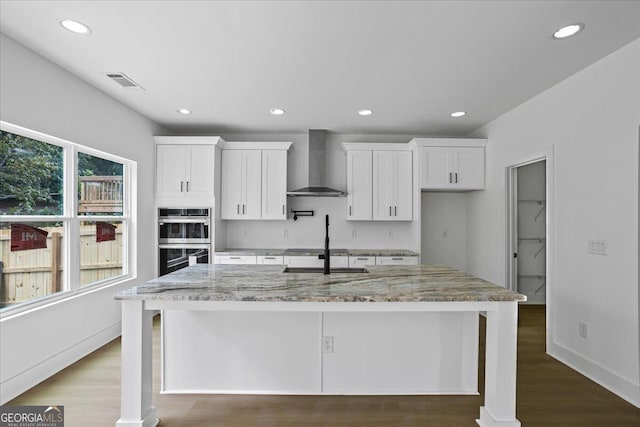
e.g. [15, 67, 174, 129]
[158, 208, 210, 276]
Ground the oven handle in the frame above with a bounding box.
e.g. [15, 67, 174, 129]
[159, 218, 210, 224]
[159, 244, 211, 249]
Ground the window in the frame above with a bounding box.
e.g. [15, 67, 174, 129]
[0, 122, 133, 311]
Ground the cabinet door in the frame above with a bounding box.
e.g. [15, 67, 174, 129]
[346, 151, 372, 220]
[156, 145, 187, 198]
[261, 150, 287, 220]
[392, 151, 413, 220]
[220, 150, 244, 219]
[242, 150, 262, 219]
[419, 147, 453, 189]
[186, 145, 215, 197]
[453, 147, 485, 190]
[372, 151, 394, 220]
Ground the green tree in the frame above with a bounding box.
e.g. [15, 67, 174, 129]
[0, 131, 63, 215]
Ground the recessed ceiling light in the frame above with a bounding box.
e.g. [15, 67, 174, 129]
[270, 108, 285, 115]
[553, 23, 584, 39]
[358, 109, 373, 116]
[60, 19, 92, 35]
[177, 108, 191, 115]
[450, 111, 466, 117]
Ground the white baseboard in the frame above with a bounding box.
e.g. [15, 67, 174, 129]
[548, 340, 640, 408]
[0, 322, 121, 405]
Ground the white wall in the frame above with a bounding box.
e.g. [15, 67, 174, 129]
[0, 34, 166, 403]
[466, 39, 640, 406]
[218, 133, 421, 251]
[420, 193, 467, 271]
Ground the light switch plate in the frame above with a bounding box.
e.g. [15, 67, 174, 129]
[588, 240, 608, 255]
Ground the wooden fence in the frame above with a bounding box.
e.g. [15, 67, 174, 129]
[78, 176, 123, 214]
[0, 225, 122, 307]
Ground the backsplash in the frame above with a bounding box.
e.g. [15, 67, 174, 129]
[223, 197, 418, 250]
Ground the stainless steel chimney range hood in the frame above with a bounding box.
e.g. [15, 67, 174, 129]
[287, 129, 346, 197]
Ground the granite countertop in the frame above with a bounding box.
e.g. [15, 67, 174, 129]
[115, 264, 525, 303]
[215, 249, 419, 257]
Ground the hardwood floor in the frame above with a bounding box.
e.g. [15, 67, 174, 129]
[7, 305, 640, 426]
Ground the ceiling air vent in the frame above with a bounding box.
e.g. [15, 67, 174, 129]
[106, 73, 144, 90]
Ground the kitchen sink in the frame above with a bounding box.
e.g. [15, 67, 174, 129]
[282, 267, 369, 274]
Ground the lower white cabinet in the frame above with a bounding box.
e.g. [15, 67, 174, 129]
[214, 255, 258, 264]
[348, 256, 376, 268]
[284, 256, 349, 268]
[257, 255, 285, 265]
[375, 256, 418, 266]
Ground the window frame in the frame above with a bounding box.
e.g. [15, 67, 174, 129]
[0, 121, 135, 317]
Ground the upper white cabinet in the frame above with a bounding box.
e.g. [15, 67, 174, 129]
[155, 136, 224, 206]
[221, 149, 262, 219]
[346, 150, 373, 220]
[373, 151, 413, 220]
[261, 150, 288, 220]
[343, 143, 413, 222]
[220, 142, 291, 220]
[413, 139, 486, 190]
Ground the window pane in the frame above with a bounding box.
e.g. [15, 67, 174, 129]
[79, 220, 124, 286]
[78, 152, 123, 216]
[0, 131, 64, 215]
[0, 222, 65, 310]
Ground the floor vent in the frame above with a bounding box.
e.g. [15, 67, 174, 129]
[106, 72, 144, 90]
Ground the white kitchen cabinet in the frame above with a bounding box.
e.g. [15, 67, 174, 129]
[346, 150, 373, 220]
[214, 255, 258, 264]
[348, 256, 376, 268]
[220, 142, 291, 220]
[261, 150, 287, 220]
[221, 150, 262, 219]
[418, 144, 485, 190]
[257, 255, 285, 265]
[156, 144, 216, 200]
[372, 151, 413, 221]
[283, 256, 349, 268]
[375, 256, 418, 266]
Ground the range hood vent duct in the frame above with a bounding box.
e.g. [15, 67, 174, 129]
[287, 130, 346, 197]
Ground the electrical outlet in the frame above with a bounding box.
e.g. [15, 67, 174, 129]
[579, 322, 588, 339]
[283, 228, 289, 239]
[322, 336, 334, 353]
[588, 240, 608, 255]
[351, 229, 357, 238]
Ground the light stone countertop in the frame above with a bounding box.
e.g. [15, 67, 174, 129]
[115, 264, 525, 303]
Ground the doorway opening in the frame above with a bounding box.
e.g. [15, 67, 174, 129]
[508, 160, 547, 304]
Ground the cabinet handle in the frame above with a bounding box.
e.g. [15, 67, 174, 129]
[243, 204, 246, 214]
[392, 257, 403, 261]
[181, 181, 184, 192]
[230, 256, 241, 260]
[455, 173, 458, 184]
[349, 206, 352, 216]
[449, 173, 452, 183]
[389, 206, 392, 216]
[357, 257, 368, 261]
[186, 181, 190, 192]
[237, 204, 240, 214]
[265, 257, 276, 260]
[394, 206, 397, 216]
[282, 205, 285, 215]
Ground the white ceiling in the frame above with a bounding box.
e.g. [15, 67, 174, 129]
[1, 1, 638, 135]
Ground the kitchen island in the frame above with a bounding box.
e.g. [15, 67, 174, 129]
[115, 264, 526, 427]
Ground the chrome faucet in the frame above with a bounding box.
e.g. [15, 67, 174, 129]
[324, 214, 330, 274]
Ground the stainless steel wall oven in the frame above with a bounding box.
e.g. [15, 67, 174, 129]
[158, 208, 210, 276]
